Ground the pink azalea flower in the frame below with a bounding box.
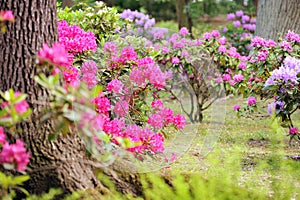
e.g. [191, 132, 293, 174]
[238, 61, 247, 69]
[151, 100, 164, 110]
[81, 73, 98, 89]
[203, 32, 211, 40]
[218, 45, 227, 53]
[38, 42, 70, 67]
[120, 46, 137, 61]
[148, 114, 164, 129]
[218, 36, 227, 45]
[173, 114, 186, 129]
[211, 30, 220, 38]
[171, 57, 180, 64]
[0, 126, 6, 145]
[286, 30, 300, 43]
[0, 10, 14, 21]
[289, 127, 298, 135]
[179, 27, 189, 36]
[103, 118, 125, 137]
[58, 20, 97, 54]
[233, 74, 244, 83]
[93, 96, 111, 115]
[222, 74, 231, 82]
[227, 13, 235, 20]
[113, 101, 129, 117]
[233, 104, 240, 111]
[0, 139, 30, 171]
[247, 96, 257, 106]
[81, 61, 98, 74]
[107, 79, 124, 94]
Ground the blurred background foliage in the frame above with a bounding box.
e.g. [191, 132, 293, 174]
[57, 0, 257, 22]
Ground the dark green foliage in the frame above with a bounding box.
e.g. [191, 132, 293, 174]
[57, 2, 127, 44]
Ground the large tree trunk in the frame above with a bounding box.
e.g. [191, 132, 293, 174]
[0, 0, 102, 195]
[255, 0, 300, 40]
[0, 1, 143, 198]
[175, 0, 193, 37]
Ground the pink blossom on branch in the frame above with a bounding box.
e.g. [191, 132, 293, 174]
[113, 101, 129, 117]
[58, 20, 97, 55]
[107, 79, 124, 94]
[179, 27, 189, 36]
[148, 113, 164, 129]
[172, 114, 186, 129]
[289, 127, 298, 135]
[93, 96, 111, 115]
[247, 96, 257, 106]
[0, 139, 30, 171]
[233, 104, 240, 111]
[0, 126, 6, 145]
[38, 43, 70, 67]
[211, 30, 220, 38]
[0, 10, 14, 22]
[151, 99, 164, 110]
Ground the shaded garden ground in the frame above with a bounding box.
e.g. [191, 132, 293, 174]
[146, 95, 300, 199]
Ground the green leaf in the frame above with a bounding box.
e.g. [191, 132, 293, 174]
[12, 175, 30, 185]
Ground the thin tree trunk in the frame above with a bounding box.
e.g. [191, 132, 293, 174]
[255, 0, 300, 40]
[175, 0, 193, 37]
[0, 1, 143, 198]
[62, 0, 73, 8]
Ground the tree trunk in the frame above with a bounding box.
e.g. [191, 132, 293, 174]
[0, 1, 142, 198]
[255, 0, 300, 40]
[175, 0, 193, 37]
[62, 0, 73, 8]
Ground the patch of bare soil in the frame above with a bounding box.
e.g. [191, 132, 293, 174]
[196, 15, 230, 28]
[246, 138, 270, 148]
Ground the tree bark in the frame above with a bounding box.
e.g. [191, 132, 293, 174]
[0, 0, 122, 197]
[255, 0, 300, 40]
[62, 0, 73, 8]
[175, 0, 193, 37]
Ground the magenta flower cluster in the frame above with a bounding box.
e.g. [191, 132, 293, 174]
[0, 127, 30, 171]
[80, 61, 98, 88]
[148, 99, 186, 130]
[0, 10, 14, 22]
[58, 20, 97, 55]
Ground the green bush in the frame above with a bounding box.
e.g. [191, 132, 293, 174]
[57, 2, 127, 44]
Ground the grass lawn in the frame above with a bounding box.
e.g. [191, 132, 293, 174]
[153, 95, 300, 199]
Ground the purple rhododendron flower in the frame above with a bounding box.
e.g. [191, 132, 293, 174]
[179, 27, 189, 36]
[227, 13, 235, 20]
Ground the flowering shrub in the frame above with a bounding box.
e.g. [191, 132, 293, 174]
[222, 10, 256, 55]
[147, 26, 246, 122]
[0, 90, 31, 171]
[58, 20, 97, 55]
[57, 1, 125, 43]
[36, 35, 186, 158]
[0, 11, 33, 199]
[232, 30, 300, 141]
[120, 9, 155, 37]
[95, 41, 186, 154]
